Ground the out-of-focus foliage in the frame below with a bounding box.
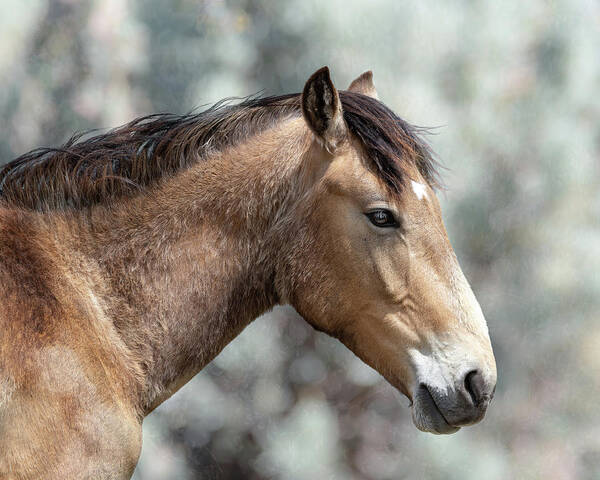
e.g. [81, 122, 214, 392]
[1, 1, 599, 478]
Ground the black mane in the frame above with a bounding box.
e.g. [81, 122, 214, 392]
[0, 91, 439, 211]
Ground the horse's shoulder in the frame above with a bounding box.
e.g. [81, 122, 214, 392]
[0, 345, 142, 479]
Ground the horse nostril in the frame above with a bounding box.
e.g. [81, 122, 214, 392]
[464, 369, 488, 406]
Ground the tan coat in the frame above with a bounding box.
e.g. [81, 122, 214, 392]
[0, 68, 495, 479]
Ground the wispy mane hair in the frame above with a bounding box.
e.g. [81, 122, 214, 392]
[0, 91, 440, 211]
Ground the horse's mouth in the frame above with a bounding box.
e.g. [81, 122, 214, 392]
[411, 384, 460, 435]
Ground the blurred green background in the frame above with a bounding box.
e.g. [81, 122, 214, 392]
[1, 1, 599, 479]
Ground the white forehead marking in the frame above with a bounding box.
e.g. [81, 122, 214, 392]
[411, 181, 428, 201]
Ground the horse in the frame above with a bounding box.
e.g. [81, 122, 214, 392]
[0, 67, 496, 479]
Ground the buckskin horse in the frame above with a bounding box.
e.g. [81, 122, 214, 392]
[0, 67, 496, 479]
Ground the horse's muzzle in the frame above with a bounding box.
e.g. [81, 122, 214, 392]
[411, 369, 496, 434]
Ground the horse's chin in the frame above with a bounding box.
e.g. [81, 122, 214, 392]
[411, 385, 461, 435]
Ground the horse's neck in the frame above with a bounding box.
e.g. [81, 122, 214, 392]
[65, 117, 312, 412]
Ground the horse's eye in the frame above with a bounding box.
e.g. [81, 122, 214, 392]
[366, 209, 398, 228]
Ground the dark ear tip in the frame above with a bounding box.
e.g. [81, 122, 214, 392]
[306, 66, 331, 85]
[303, 67, 335, 101]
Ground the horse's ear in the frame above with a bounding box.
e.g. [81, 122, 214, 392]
[302, 66, 347, 154]
[347, 70, 379, 99]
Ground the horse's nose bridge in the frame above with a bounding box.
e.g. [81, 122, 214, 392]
[431, 251, 492, 347]
[408, 241, 485, 329]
